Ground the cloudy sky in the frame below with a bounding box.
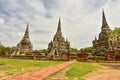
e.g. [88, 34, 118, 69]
[0, 0, 120, 50]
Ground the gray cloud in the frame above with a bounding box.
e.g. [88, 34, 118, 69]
[0, 0, 120, 50]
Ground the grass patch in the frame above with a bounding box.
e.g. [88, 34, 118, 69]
[43, 65, 70, 80]
[66, 62, 101, 80]
[71, 56, 77, 60]
[0, 63, 5, 66]
[44, 62, 102, 80]
[88, 55, 105, 59]
[0, 58, 65, 79]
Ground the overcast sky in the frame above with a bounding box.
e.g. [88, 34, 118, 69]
[0, 0, 120, 50]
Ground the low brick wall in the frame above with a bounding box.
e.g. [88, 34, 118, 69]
[61, 53, 70, 61]
[105, 50, 120, 61]
[0, 55, 46, 60]
[76, 53, 88, 61]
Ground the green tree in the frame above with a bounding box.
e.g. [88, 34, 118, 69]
[71, 48, 78, 52]
[0, 45, 15, 55]
[108, 27, 120, 40]
[109, 30, 116, 39]
[80, 47, 92, 52]
[39, 49, 47, 53]
[0, 46, 6, 55]
[112, 27, 120, 36]
[10, 47, 16, 53]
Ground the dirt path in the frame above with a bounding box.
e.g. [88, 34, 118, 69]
[83, 63, 120, 80]
[7, 60, 75, 80]
[44, 66, 70, 80]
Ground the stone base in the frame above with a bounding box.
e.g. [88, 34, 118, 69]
[61, 53, 70, 61]
[105, 50, 115, 61]
[76, 53, 88, 61]
[46, 55, 55, 60]
[105, 50, 120, 61]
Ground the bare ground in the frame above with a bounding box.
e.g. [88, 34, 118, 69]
[44, 67, 70, 80]
[83, 63, 120, 80]
[44, 63, 120, 80]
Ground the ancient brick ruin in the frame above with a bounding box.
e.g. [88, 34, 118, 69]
[92, 10, 112, 55]
[46, 18, 71, 60]
[92, 10, 120, 61]
[61, 53, 70, 61]
[105, 50, 120, 61]
[76, 53, 88, 61]
[13, 24, 33, 55]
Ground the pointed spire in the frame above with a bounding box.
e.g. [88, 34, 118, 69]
[95, 36, 97, 41]
[102, 9, 109, 29]
[57, 17, 61, 32]
[23, 23, 29, 38]
[66, 38, 68, 42]
[50, 40, 53, 43]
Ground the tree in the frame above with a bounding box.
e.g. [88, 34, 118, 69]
[9, 47, 16, 53]
[108, 27, 120, 40]
[0, 45, 16, 55]
[71, 48, 78, 52]
[112, 27, 120, 36]
[80, 46, 92, 52]
[39, 49, 47, 53]
[5, 47, 11, 55]
[109, 30, 116, 39]
[0, 46, 6, 55]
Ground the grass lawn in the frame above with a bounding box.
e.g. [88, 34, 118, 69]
[0, 58, 64, 79]
[66, 62, 101, 80]
[88, 55, 105, 59]
[45, 61, 102, 80]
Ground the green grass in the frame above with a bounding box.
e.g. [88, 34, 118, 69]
[44, 61, 102, 80]
[88, 55, 105, 59]
[66, 62, 101, 80]
[0, 58, 64, 79]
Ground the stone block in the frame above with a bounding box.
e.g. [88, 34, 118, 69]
[61, 53, 70, 61]
[76, 53, 88, 61]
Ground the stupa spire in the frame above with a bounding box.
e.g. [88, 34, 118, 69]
[57, 18, 61, 32]
[102, 9, 109, 29]
[23, 23, 29, 38]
